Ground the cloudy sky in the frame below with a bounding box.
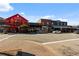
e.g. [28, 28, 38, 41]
[0, 3, 79, 25]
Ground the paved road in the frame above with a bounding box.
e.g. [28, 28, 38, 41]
[0, 33, 79, 56]
[42, 38, 79, 45]
[0, 34, 16, 42]
[7, 33, 79, 43]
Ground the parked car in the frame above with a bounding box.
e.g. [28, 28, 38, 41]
[3, 29, 8, 34]
[52, 30, 61, 34]
[74, 30, 79, 34]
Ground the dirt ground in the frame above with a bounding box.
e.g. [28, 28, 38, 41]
[0, 33, 79, 56]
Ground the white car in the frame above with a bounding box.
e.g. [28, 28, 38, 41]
[52, 30, 61, 34]
[74, 30, 79, 34]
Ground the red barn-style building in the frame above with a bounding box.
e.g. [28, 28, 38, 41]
[5, 14, 28, 32]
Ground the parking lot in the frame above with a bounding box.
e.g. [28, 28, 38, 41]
[0, 33, 79, 55]
[5, 33, 79, 43]
[0, 33, 16, 42]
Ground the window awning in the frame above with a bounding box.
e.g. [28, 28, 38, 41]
[53, 26, 72, 28]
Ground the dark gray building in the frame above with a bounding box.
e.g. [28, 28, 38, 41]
[38, 19, 73, 33]
[52, 20, 73, 32]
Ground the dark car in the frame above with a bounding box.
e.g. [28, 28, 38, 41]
[3, 29, 8, 34]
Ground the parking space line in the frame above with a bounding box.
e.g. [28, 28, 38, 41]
[0, 34, 16, 42]
[0, 34, 8, 37]
[42, 38, 79, 45]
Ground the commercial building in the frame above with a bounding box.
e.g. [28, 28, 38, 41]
[28, 23, 42, 33]
[37, 19, 73, 33]
[0, 17, 5, 32]
[4, 14, 29, 33]
[0, 14, 75, 33]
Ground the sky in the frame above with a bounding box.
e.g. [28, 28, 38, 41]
[0, 3, 79, 25]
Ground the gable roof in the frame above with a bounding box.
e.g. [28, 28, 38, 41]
[5, 14, 28, 21]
